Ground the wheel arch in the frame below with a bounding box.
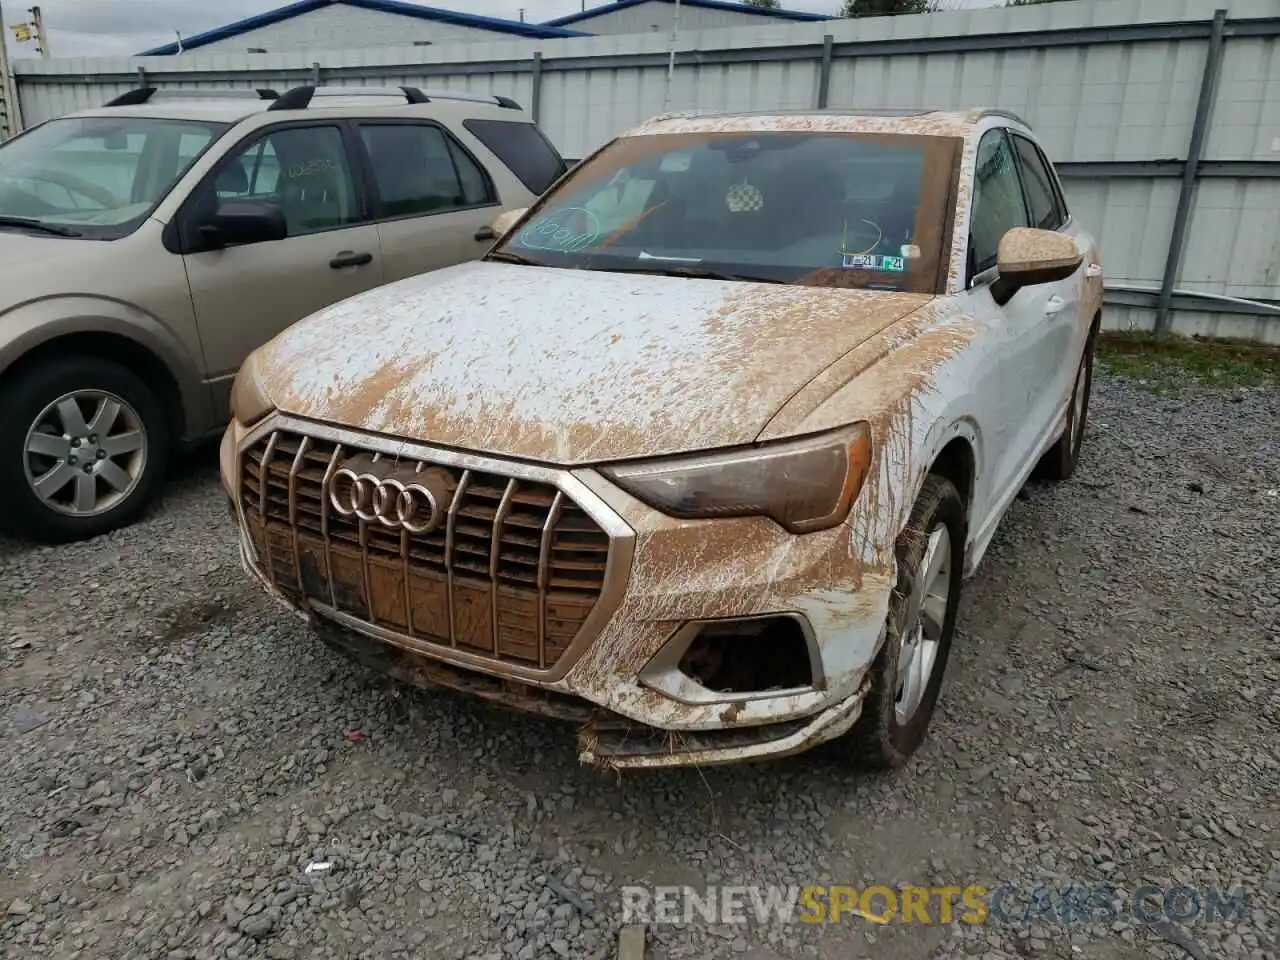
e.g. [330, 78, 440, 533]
[0, 303, 209, 444]
[908, 416, 981, 552]
[928, 434, 977, 527]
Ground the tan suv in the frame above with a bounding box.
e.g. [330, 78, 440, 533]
[0, 84, 563, 542]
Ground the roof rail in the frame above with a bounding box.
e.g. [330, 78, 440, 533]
[979, 108, 1032, 129]
[103, 87, 279, 107]
[266, 84, 522, 112]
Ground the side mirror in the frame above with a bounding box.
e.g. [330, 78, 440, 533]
[491, 207, 528, 239]
[992, 227, 1083, 303]
[200, 200, 287, 248]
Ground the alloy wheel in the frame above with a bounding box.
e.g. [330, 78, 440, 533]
[22, 390, 149, 518]
[894, 523, 952, 726]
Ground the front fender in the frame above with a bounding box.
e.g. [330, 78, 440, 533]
[760, 302, 986, 572]
[0, 295, 211, 439]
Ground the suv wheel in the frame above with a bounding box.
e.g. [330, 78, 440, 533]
[0, 355, 170, 543]
[848, 474, 965, 768]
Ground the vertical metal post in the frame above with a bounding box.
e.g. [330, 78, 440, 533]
[311, 61, 321, 87]
[530, 51, 543, 124]
[0, 2, 15, 137]
[1156, 8, 1227, 333]
[662, 0, 681, 111]
[136, 66, 147, 88]
[816, 34, 834, 109]
[31, 5, 49, 58]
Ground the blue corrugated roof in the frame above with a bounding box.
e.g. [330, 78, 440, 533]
[545, 0, 833, 28]
[139, 0, 590, 56]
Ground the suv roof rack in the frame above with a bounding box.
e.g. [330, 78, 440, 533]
[266, 84, 522, 112]
[103, 87, 279, 107]
[977, 108, 1031, 129]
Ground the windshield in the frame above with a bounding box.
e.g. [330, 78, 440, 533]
[0, 115, 230, 240]
[493, 130, 962, 292]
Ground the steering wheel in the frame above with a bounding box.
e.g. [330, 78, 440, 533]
[841, 218, 885, 257]
[19, 169, 122, 209]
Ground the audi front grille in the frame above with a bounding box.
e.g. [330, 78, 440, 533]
[237, 421, 629, 677]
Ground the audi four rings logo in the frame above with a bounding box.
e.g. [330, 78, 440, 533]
[328, 459, 453, 534]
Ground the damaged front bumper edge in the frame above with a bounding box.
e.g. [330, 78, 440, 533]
[310, 615, 871, 770]
[234, 517, 873, 771]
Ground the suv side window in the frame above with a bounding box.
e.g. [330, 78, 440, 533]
[1011, 133, 1064, 231]
[463, 118, 567, 195]
[181, 125, 359, 250]
[969, 129, 1030, 279]
[357, 123, 495, 219]
[216, 139, 281, 201]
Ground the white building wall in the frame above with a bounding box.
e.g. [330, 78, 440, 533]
[557, 1, 802, 36]
[191, 5, 511, 53]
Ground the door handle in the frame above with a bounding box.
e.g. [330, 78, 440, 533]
[474, 225, 496, 242]
[1085, 263, 1102, 279]
[330, 251, 372, 269]
[1044, 295, 1068, 316]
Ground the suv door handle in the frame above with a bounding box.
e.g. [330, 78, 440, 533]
[330, 251, 372, 269]
[474, 226, 496, 242]
[1085, 263, 1102, 279]
[1045, 295, 1068, 316]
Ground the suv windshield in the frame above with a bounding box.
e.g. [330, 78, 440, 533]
[0, 115, 229, 240]
[493, 130, 962, 292]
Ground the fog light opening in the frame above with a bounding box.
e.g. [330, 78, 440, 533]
[677, 617, 813, 694]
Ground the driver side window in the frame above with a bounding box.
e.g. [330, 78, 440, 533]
[185, 125, 357, 250]
[215, 140, 280, 202]
[969, 129, 1029, 279]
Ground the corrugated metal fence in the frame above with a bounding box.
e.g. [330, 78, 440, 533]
[8, 0, 1280, 341]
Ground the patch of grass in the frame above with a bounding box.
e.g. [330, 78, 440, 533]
[1097, 331, 1280, 393]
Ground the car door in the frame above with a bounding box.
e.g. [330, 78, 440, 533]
[177, 122, 385, 413]
[1010, 131, 1094, 425]
[354, 120, 501, 283]
[966, 126, 1063, 505]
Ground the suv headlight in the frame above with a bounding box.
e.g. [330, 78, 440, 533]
[601, 423, 872, 534]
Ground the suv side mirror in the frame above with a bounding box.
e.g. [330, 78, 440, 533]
[491, 207, 528, 239]
[991, 227, 1082, 303]
[200, 200, 287, 248]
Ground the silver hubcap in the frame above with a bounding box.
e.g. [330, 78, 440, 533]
[894, 524, 951, 726]
[22, 391, 147, 518]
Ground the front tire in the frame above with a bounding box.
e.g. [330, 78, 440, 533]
[0, 355, 170, 544]
[848, 474, 965, 768]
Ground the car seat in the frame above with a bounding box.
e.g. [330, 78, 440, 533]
[214, 161, 249, 197]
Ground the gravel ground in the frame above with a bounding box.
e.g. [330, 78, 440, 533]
[1, 372, 1277, 960]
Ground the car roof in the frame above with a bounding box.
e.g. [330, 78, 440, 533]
[60, 86, 531, 127]
[626, 107, 1031, 138]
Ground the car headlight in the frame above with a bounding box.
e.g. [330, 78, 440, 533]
[601, 423, 872, 534]
[229, 353, 275, 426]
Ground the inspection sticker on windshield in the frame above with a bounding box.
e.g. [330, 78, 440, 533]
[659, 151, 693, 172]
[841, 253, 906, 272]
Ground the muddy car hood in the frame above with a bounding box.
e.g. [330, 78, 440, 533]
[252, 260, 933, 464]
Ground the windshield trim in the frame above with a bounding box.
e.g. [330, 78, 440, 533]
[0, 116, 234, 242]
[488, 130, 963, 295]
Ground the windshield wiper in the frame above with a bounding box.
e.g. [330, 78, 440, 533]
[485, 250, 541, 266]
[591, 264, 785, 284]
[0, 216, 82, 238]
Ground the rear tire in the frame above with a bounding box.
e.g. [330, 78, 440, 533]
[0, 355, 170, 544]
[848, 474, 965, 768]
[1039, 329, 1095, 483]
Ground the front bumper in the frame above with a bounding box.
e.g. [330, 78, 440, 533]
[220, 416, 895, 768]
